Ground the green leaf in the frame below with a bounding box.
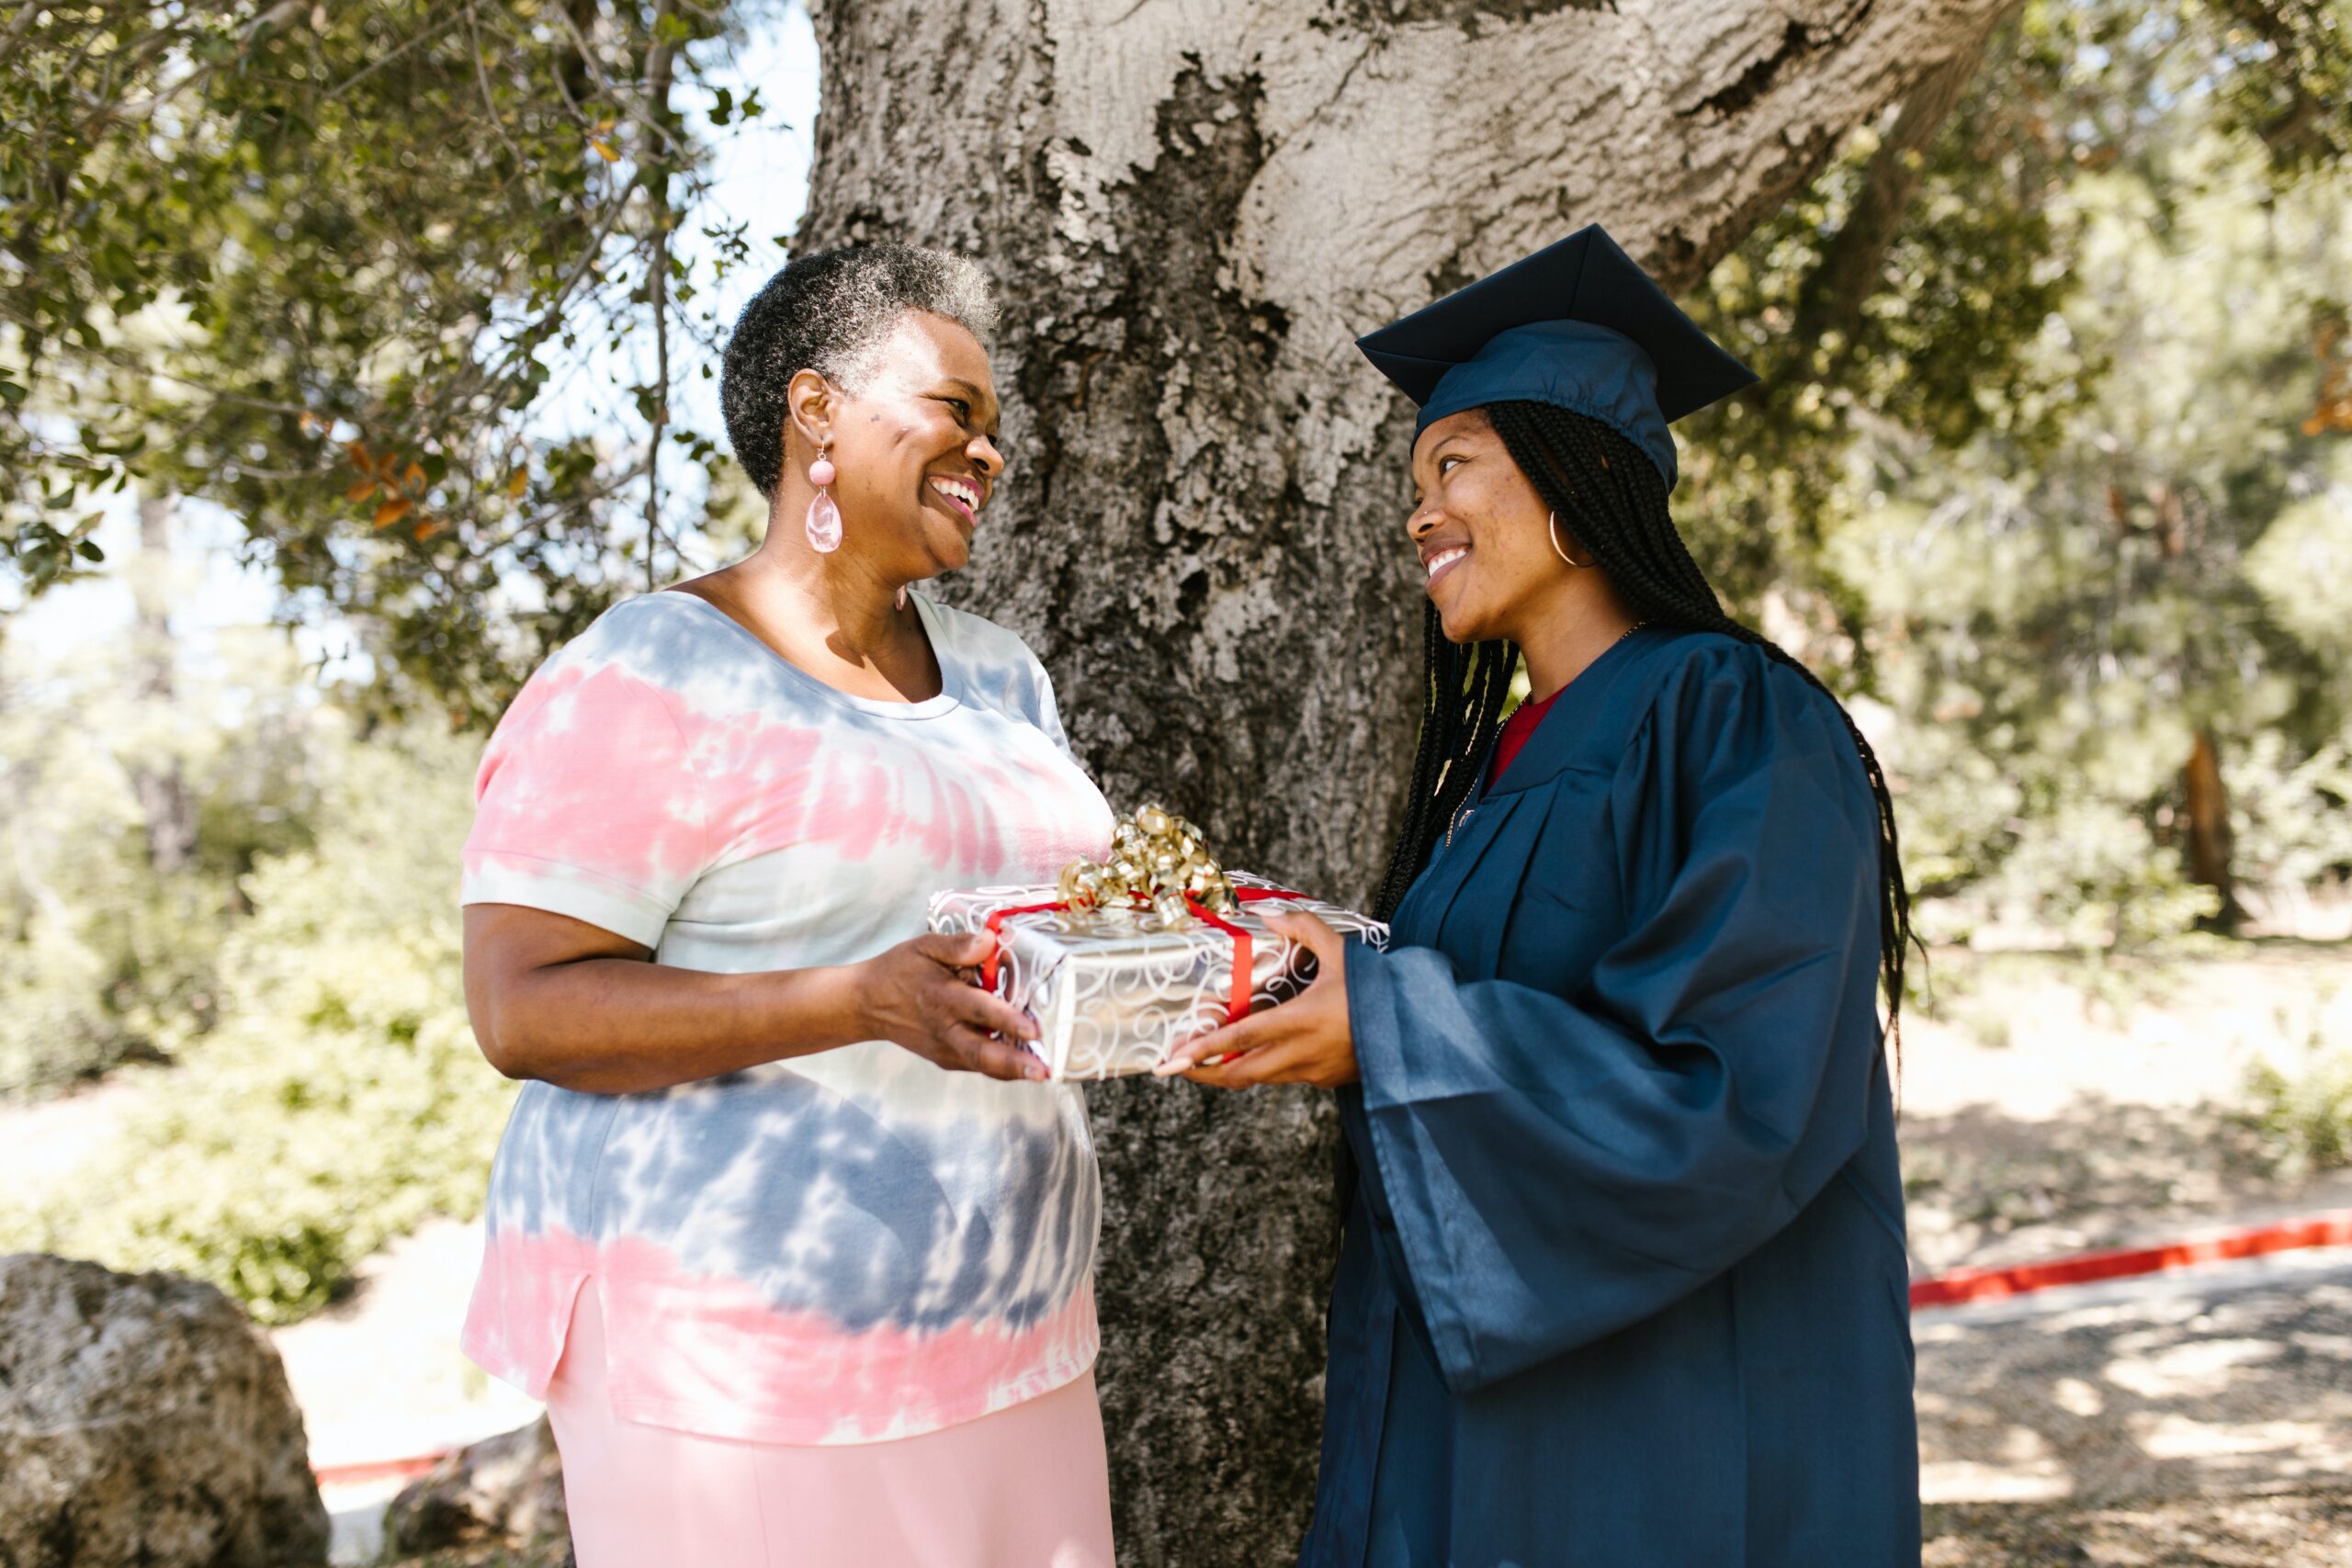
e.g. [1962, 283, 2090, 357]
[75, 539, 106, 563]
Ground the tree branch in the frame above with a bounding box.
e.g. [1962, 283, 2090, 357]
[3, 0, 47, 53]
[322, 6, 469, 103]
[642, 0, 679, 591]
[2212, 0, 2352, 167]
[1792, 15, 2011, 361]
[462, 1, 530, 172]
[548, 0, 689, 160]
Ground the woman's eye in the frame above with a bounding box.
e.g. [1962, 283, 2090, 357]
[944, 399, 972, 423]
[1439, 455, 1464, 476]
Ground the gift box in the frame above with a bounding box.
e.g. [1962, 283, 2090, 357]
[926, 873, 1389, 1080]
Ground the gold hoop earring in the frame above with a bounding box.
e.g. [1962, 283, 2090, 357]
[1549, 512, 1590, 569]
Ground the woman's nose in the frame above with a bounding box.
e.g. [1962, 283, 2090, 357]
[969, 434, 1004, 477]
[1407, 501, 1442, 540]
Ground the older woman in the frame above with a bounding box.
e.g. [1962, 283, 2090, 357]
[459, 244, 1115, 1566]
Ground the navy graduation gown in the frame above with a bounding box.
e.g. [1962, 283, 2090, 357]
[1306, 627, 1919, 1568]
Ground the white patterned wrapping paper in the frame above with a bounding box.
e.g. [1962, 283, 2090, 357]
[926, 874, 1390, 1080]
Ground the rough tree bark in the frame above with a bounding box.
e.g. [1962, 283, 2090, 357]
[797, 3, 2010, 1560]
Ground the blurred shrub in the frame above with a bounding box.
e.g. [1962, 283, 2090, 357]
[0, 628, 318, 1093]
[2240, 1051, 2352, 1182]
[1983, 799, 2223, 950]
[2227, 733, 2352, 909]
[1, 720, 514, 1323]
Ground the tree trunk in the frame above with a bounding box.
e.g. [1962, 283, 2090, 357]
[130, 489, 196, 876]
[2182, 727, 2240, 929]
[797, 2, 2010, 1558]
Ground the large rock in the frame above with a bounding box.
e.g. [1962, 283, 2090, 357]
[384, 1415, 566, 1553]
[0, 1253, 329, 1568]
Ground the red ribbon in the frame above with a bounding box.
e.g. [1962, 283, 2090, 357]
[1182, 895, 1253, 1024]
[1223, 887, 1313, 1023]
[980, 899, 1069, 992]
[977, 885, 1315, 1025]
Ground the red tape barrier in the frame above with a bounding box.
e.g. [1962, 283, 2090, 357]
[312, 1452, 447, 1487]
[1907, 1208, 2352, 1309]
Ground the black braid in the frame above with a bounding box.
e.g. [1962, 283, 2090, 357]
[1374, 400, 1916, 1051]
[1371, 604, 1516, 922]
[1350, 601, 1512, 1240]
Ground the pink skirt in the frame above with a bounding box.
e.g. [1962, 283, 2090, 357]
[546, 1287, 1116, 1567]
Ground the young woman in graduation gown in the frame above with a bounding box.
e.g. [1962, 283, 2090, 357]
[1163, 227, 1921, 1567]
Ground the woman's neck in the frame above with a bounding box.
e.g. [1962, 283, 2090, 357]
[676, 530, 939, 702]
[1513, 576, 1640, 705]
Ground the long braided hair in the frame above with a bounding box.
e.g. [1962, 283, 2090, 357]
[1371, 400, 1915, 1043]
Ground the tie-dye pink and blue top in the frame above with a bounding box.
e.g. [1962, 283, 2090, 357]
[458, 590, 1116, 1445]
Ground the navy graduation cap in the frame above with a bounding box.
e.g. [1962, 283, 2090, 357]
[1356, 225, 1758, 491]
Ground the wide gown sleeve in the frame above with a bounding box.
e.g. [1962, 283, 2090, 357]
[1345, 643, 1885, 1394]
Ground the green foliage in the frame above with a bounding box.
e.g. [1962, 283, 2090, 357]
[2241, 1050, 2352, 1179]
[0, 558, 507, 1321]
[1848, 102, 2352, 942]
[2226, 733, 2352, 898]
[1677, 0, 2352, 948]
[3, 1, 780, 721]
[0, 717, 510, 1322]
[2197, 0, 2352, 174]
[0, 625, 318, 1092]
[1679, 2, 2097, 632]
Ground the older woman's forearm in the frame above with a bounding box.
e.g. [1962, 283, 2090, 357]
[477, 955, 869, 1095]
[462, 904, 1040, 1093]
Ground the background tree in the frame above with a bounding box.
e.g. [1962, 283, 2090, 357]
[1682, 0, 2352, 947]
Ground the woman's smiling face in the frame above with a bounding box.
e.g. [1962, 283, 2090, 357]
[1407, 408, 1563, 644]
[818, 310, 1004, 577]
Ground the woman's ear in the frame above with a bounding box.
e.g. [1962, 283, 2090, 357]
[785, 367, 837, 461]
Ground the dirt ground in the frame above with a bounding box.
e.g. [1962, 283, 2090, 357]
[1922, 1487, 2352, 1566]
[1901, 942, 2352, 1564]
[1918, 1250, 2352, 1499]
[1895, 942, 2352, 1273]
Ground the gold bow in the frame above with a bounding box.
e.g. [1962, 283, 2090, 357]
[1057, 803, 1239, 923]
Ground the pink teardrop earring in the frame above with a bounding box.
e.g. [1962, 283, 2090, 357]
[804, 446, 842, 554]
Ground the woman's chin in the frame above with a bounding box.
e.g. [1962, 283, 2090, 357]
[922, 525, 974, 574]
[1431, 590, 1486, 646]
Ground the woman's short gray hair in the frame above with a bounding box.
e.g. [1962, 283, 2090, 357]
[720, 243, 1001, 497]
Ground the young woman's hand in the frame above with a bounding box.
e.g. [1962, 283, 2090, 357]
[856, 931, 1047, 1082]
[1157, 910, 1360, 1089]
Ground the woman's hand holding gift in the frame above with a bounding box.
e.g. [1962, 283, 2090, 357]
[1157, 910, 1360, 1089]
[856, 932, 1048, 1083]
